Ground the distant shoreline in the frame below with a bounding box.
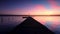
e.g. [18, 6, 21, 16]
[0, 15, 60, 16]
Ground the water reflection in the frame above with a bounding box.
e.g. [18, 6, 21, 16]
[33, 16, 60, 30]
[0, 16, 60, 34]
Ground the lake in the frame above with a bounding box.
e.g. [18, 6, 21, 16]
[0, 16, 60, 34]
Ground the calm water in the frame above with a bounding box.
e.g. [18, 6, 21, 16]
[0, 16, 60, 34]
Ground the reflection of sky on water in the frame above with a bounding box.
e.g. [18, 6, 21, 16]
[0, 16, 60, 34]
[33, 16, 60, 34]
[33, 16, 60, 32]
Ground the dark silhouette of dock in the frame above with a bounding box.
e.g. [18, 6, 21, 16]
[9, 16, 54, 34]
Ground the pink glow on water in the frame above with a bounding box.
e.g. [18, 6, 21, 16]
[32, 16, 60, 30]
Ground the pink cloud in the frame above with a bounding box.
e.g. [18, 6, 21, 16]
[48, 0, 59, 9]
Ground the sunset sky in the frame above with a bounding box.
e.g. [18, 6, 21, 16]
[0, 0, 60, 15]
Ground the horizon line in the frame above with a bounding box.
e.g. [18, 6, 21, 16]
[0, 14, 60, 16]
